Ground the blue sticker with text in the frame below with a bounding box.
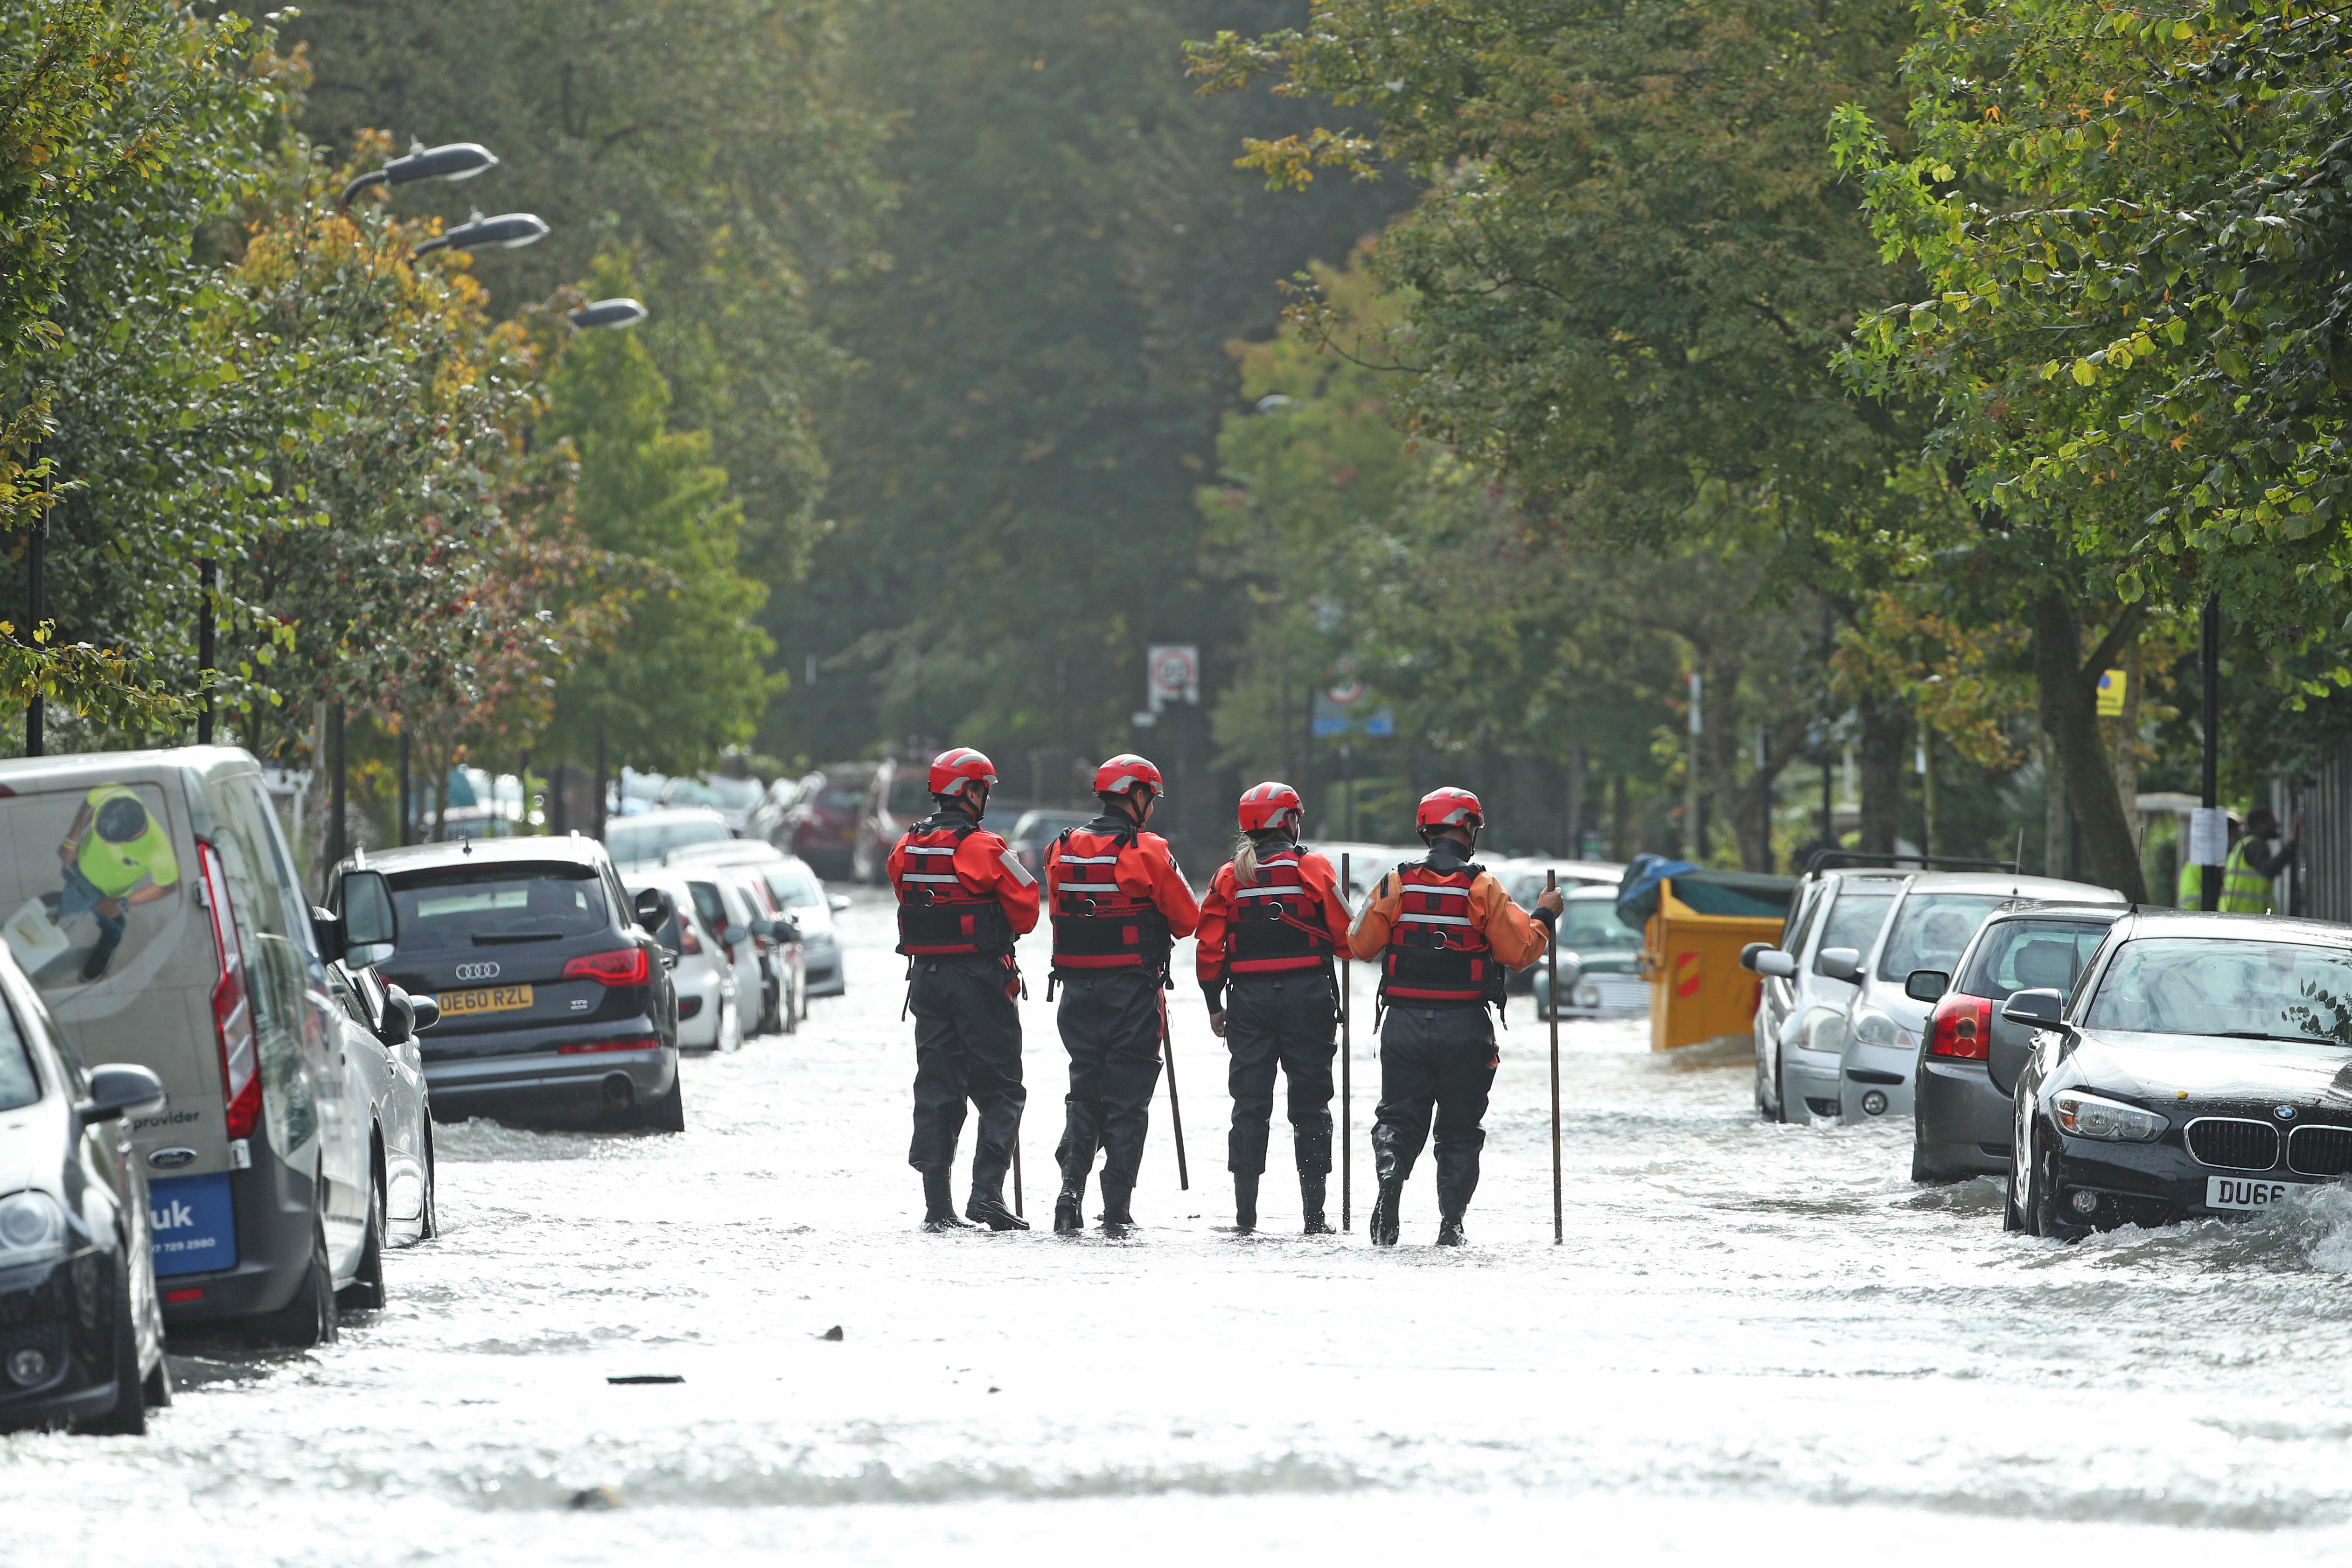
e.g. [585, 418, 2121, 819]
[149, 1171, 237, 1279]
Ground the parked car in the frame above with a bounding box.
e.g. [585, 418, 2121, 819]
[1746, 867, 1911, 1122]
[603, 806, 733, 871]
[0, 947, 171, 1435]
[666, 842, 845, 998]
[658, 774, 767, 834]
[1502, 859, 1626, 992]
[715, 864, 802, 1034]
[747, 775, 813, 848]
[1906, 901, 2125, 1182]
[676, 869, 775, 1040]
[1829, 871, 2123, 1126]
[852, 756, 935, 885]
[319, 940, 441, 1260]
[625, 869, 741, 1052]
[1005, 809, 1096, 879]
[351, 836, 682, 1131]
[0, 747, 388, 1345]
[1530, 885, 1649, 1018]
[2005, 912, 2352, 1237]
[785, 764, 873, 880]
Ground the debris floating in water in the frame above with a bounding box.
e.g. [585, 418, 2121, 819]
[818, 1324, 844, 1341]
[569, 1486, 623, 1511]
[606, 1375, 684, 1386]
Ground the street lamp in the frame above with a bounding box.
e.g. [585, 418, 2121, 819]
[338, 141, 497, 212]
[413, 211, 549, 257]
[568, 298, 647, 330]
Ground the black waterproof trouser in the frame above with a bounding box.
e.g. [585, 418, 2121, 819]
[1371, 1005, 1498, 1212]
[1054, 969, 1163, 1189]
[1224, 972, 1337, 1177]
[907, 956, 1025, 1192]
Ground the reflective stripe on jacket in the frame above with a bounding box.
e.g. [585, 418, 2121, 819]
[1347, 848, 1549, 1010]
[1042, 816, 1201, 975]
[886, 813, 1040, 957]
[1195, 845, 1351, 1004]
[2220, 839, 2273, 914]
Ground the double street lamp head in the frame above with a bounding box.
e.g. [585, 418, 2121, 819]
[340, 140, 498, 211]
[413, 211, 550, 257]
[568, 298, 648, 330]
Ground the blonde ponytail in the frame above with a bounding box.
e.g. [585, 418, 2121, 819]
[1233, 833, 1261, 887]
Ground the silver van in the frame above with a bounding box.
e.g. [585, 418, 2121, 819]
[0, 747, 393, 1343]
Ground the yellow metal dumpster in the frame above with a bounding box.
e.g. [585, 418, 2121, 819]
[1617, 863, 1797, 1053]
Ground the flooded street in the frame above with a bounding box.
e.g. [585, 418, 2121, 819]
[11, 887, 2352, 1564]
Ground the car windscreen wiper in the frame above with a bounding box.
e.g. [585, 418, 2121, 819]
[472, 931, 567, 945]
[2216, 1029, 2342, 1045]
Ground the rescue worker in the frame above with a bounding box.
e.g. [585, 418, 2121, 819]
[1043, 754, 1200, 1235]
[1195, 782, 1351, 1234]
[1347, 787, 1563, 1247]
[49, 783, 181, 983]
[886, 747, 1040, 1233]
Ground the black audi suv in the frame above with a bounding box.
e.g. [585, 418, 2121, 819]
[334, 836, 680, 1131]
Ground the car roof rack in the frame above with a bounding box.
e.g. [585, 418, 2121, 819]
[1801, 849, 2020, 877]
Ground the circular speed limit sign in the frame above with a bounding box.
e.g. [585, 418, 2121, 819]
[1146, 645, 1200, 704]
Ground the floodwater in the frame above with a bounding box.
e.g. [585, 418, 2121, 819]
[10, 887, 2352, 1565]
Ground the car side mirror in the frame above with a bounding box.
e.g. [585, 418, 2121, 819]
[775, 918, 801, 944]
[1554, 950, 1583, 993]
[1752, 949, 1797, 980]
[341, 868, 397, 949]
[379, 989, 416, 1046]
[408, 992, 440, 1032]
[1818, 947, 1863, 983]
[1738, 941, 1766, 972]
[2001, 987, 2067, 1030]
[1905, 969, 1949, 1004]
[78, 1062, 165, 1124]
[829, 894, 851, 914]
[749, 917, 777, 941]
[634, 886, 670, 932]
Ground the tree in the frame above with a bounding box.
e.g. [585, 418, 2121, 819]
[1187, 0, 1936, 850]
[540, 255, 779, 776]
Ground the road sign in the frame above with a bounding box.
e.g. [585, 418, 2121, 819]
[1146, 644, 1199, 711]
[2096, 668, 2127, 717]
[1363, 707, 1395, 737]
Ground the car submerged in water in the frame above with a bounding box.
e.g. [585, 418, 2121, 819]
[2005, 911, 2352, 1238]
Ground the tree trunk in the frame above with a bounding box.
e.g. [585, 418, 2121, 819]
[1854, 691, 1907, 856]
[2031, 590, 2148, 901]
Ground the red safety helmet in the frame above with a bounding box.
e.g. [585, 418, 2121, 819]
[1093, 753, 1164, 798]
[1416, 786, 1485, 833]
[928, 747, 998, 800]
[1236, 781, 1304, 833]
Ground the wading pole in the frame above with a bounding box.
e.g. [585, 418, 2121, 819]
[1548, 868, 1563, 1246]
[1160, 986, 1190, 1190]
[1341, 852, 1353, 1232]
[1012, 1143, 1024, 1218]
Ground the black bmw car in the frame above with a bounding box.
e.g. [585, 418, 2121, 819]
[2005, 910, 2352, 1238]
[0, 948, 172, 1434]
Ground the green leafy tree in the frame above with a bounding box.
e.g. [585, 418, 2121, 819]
[540, 256, 779, 776]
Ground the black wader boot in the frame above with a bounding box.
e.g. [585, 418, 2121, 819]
[1299, 1171, 1332, 1235]
[1233, 1171, 1259, 1233]
[1099, 1176, 1135, 1236]
[1054, 1166, 1087, 1234]
[921, 1167, 974, 1232]
[966, 1182, 1028, 1232]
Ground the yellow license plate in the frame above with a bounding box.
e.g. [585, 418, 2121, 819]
[438, 984, 533, 1017]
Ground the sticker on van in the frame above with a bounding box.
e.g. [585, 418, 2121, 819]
[149, 1171, 237, 1278]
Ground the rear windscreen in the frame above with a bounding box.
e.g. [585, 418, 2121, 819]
[1558, 897, 1642, 950]
[1959, 920, 2113, 1001]
[1877, 893, 2005, 981]
[389, 865, 607, 950]
[767, 867, 823, 907]
[604, 816, 731, 863]
[0, 780, 201, 1010]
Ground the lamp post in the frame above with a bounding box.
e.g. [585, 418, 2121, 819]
[339, 141, 498, 212]
[2200, 593, 2222, 911]
[412, 211, 549, 258]
[24, 439, 45, 758]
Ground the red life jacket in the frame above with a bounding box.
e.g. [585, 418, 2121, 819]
[1049, 819, 1172, 975]
[893, 814, 1015, 958]
[1225, 845, 1335, 978]
[1380, 857, 1504, 1009]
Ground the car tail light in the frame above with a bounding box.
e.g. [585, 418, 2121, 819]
[164, 1288, 205, 1304]
[562, 947, 650, 986]
[677, 921, 702, 955]
[197, 842, 261, 1138]
[1928, 993, 1992, 1060]
[557, 1036, 660, 1055]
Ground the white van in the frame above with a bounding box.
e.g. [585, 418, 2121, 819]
[0, 747, 394, 1343]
